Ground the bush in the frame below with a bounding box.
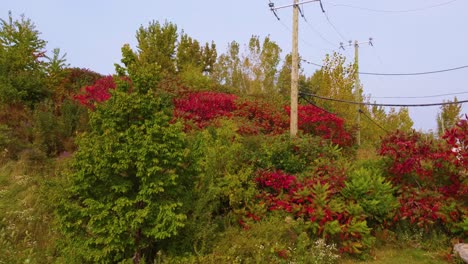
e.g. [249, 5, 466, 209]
[341, 167, 398, 226]
[380, 127, 467, 235]
[211, 215, 341, 264]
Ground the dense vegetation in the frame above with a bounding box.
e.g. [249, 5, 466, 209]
[0, 12, 466, 263]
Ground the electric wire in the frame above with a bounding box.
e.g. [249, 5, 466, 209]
[359, 65, 468, 76]
[371, 91, 468, 99]
[300, 92, 468, 107]
[299, 94, 338, 116]
[359, 109, 390, 133]
[301, 58, 468, 76]
[324, 0, 458, 13]
[300, 7, 337, 48]
[301, 94, 389, 133]
[275, 13, 334, 52]
[322, 9, 347, 41]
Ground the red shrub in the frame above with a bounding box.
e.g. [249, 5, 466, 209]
[286, 105, 353, 146]
[380, 121, 468, 232]
[73, 76, 116, 110]
[252, 169, 368, 253]
[173, 91, 238, 128]
[235, 100, 288, 135]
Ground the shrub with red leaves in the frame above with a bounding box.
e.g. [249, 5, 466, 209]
[287, 105, 353, 146]
[235, 100, 288, 135]
[174, 91, 353, 147]
[74, 76, 116, 110]
[252, 169, 371, 254]
[380, 119, 468, 233]
[173, 91, 238, 128]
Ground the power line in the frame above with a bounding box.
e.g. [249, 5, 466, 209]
[301, 58, 323, 67]
[300, 92, 468, 107]
[371, 91, 468, 99]
[320, 1, 348, 41]
[301, 58, 468, 76]
[299, 94, 338, 116]
[270, 1, 335, 52]
[324, 0, 458, 13]
[359, 109, 390, 133]
[300, 8, 337, 47]
[360, 65, 468, 76]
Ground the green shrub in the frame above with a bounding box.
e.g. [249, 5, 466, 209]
[341, 167, 398, 225]
[211, 214, 341, 264]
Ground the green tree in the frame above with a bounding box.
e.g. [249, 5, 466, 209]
[134, 21, 178, 76]
[437, 97, 461, 135]
[176, 32, 216, 75]
[277, 53, 292, 97]
[0, 12, 48, 106]
[308, 53, 357, 127]
[213, 40, 243, 91]
[58, 45, 190, 262]
[213, 36, 281, 95]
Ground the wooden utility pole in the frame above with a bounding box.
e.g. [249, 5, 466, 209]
[269, 0, 322, 138]
[354, 40, 361, 146]
[290, 0, 299, 137]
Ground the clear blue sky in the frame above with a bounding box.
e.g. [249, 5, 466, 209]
[4, 0, 467, 132]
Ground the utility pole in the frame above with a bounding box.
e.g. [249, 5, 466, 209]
[341, 38, 373, 146]
[269, 0, 322, 138]
[354, 40, 361, 146]
[291, 0, 299, 137]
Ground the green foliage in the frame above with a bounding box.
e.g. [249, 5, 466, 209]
[341, 167, 398, 225]
[0, 12, 48, 106]
[256, 133, 344, 175]
[213, 36, 282, 96]
[0, 154, 60, 264]
[209, 215, 341, 264]
[437, 97, 461, 135]
[176, 32, 217, 75]
[174, 120, 257, 255]
[57, 80, 190, 263]
[136, 21, 178, 75]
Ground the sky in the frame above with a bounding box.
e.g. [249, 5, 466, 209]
[3, 0, 467, 132]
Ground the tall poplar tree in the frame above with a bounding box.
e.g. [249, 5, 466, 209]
[437, 97, 461, 135]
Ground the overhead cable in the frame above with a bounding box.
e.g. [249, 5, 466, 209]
[371, 91, 468, 99]
[324, 0, 458, 13]
[359, 109, 390, 133]
[300, 92, 468, 107]
[301, 59, 468, 76]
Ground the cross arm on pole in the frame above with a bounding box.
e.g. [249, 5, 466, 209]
[270, 0, 320, 11]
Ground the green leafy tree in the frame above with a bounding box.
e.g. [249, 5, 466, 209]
[0, 12, 48, 106]
[437, 97, 461, 135]
[133, 21, 178, 76]
[308, 53, 357, 127]
[176, 32, 216, 75]
[277, 53, 292, 97]
[213, 36, 281, 95]
[58, 50, 190, 263]
[213, 40, 243, 92]
[175, 32, 217, 90]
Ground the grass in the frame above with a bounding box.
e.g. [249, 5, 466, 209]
[342, 246, 451, 264]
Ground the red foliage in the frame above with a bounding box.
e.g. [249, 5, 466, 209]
[289, 105, 353, 146]
[379, 120, 468, 230]
[174, 91, 353, 146]
[73, 76, 116, 110]
[235, 100, 288, 135]
[253, 170, 357, 245]
[173, 92, 238, 128]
